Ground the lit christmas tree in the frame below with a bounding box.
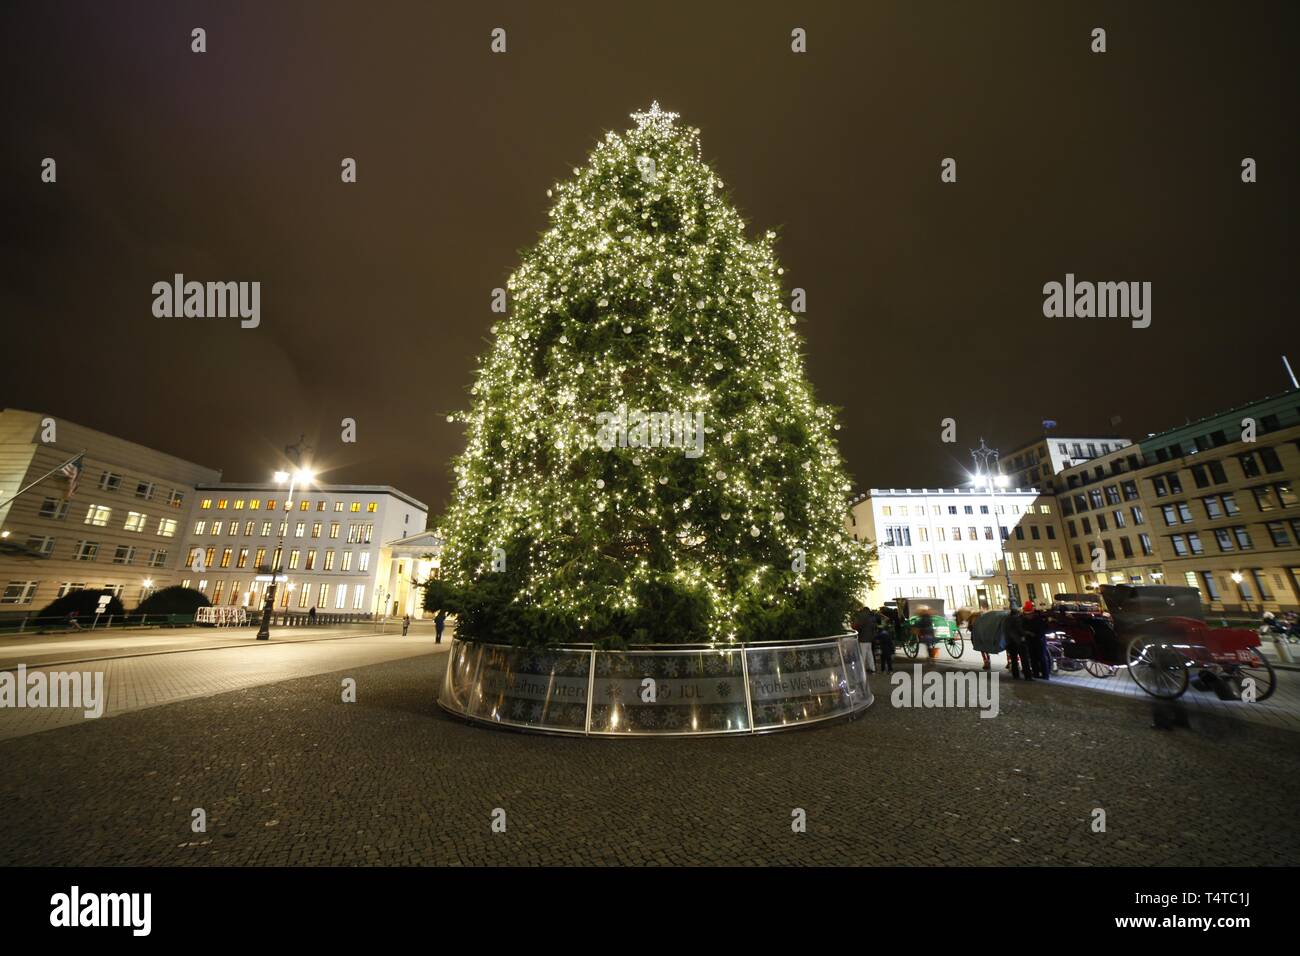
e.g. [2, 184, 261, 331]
[431, 103, 869, 645]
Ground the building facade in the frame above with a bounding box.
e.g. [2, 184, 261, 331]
[998, 434, 1133, 493]
[849, 487, 1071, 611]
[0, 409, 221, 612]
[1057, 391, 1300, 612]
[851, 390, 1300, 616]
[175, 483, 429, 618]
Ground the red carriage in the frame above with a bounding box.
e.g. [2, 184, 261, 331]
[1043, 584, 1276, 701]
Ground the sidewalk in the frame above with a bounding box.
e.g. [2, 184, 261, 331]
[0, 631, 452, 741]
[0, 624, 426, 671]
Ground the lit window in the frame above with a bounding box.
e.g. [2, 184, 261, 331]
[217, 499, 228, 510]
[367, 502, 377, 513]
[288, 550, 300, 569]
[84, 504, 112, 527]
[201, 498, 213, 509]
[157, 518, 178, 537]
[233, 499, 245, 510]
[350, 502, 361, 513]
[124, 511, 148, 533]
[1, 582, 38, 605]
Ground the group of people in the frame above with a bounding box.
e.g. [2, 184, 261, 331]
[998, 601, 1054, 680]
[851, 605, 904, 673]
[851, 600, 1054, 679]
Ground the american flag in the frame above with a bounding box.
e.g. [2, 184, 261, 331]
[61, 455, 83, 499]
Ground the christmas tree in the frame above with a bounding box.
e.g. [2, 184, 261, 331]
[430, 103, 869, 646]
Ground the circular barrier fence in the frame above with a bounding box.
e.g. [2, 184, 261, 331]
[437, 633, 874, 736]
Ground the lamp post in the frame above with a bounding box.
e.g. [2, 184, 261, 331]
[256, 466, 313, 640]
[971, 439, 1015, 610]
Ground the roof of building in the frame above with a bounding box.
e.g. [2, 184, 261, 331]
[1138, 388, 1299, 445]
[1, 407, 222, 477]
[195, 482, 428, 512]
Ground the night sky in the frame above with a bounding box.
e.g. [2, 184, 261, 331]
[2, 1, 1296, 512]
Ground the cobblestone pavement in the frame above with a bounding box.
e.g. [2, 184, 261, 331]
[0, 647, 1296, 866]
[897, 635, 1300, 733]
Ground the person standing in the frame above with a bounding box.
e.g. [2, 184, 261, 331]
[853, 605, 878, 672]
[401, 614, 411, 637]
[1022, 601, 1048, 679]
[1005, 609, 1034, 680]
[916, 606, 937, 660]
[434, 608, 447, 644]
[308, 605, 317, 625]
[878, 608, 897, 673]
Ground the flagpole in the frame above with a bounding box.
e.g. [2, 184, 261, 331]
[0, 449, 87, 511]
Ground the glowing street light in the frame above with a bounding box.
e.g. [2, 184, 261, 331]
[256, 464, 314, 640]
[970, 438, 1015, 609]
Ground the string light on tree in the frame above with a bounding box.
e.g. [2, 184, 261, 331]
[430, 103, 870, 645]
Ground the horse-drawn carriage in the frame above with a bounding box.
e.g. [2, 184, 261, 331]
[1048, 584, 1276, 701]
[885, 597, 964, 660]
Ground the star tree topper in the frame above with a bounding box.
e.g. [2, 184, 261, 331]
[631, 100, 679, 130]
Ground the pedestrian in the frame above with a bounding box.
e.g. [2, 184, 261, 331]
[1022, 600, 1048, 679]
[877, 608, 897, 673]
[308, 605, 317, 625]
[401, 614, 411, 637]
[66, 610, 82, 631]
[853, 605, 878, 672]
[916, 605, 937, 660]
[1005, 609, 1034, 680]
[434, 608, 447, 644]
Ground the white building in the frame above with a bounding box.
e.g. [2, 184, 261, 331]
[848, 487, 1072, 611]
[175, 483, 428, 617]
[998, 434, 1134, 493]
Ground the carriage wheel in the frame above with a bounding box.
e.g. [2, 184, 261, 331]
[1127, 638, 1189, 699]
[903, 635, 918, 658]
[1234, 656, 1277, 702]
[946, 635, 965, 659]
[1083, 659, 1116, 679]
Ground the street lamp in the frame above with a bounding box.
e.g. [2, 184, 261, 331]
[256, 466, 314, 640]
[971, 439, 1015, 610]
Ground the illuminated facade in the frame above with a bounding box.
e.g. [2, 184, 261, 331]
[0, 409, 220, 612]
[849, 487, 1071, 611]
[175, 483, 428, 616]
